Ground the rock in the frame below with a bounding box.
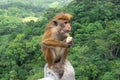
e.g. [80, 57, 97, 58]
[38, 60, 75, 80]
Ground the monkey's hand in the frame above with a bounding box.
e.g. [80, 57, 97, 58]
[66, 37, 73, 48]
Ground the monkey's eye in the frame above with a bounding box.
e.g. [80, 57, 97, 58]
[64, 21, 70, 24]
[68, 20, 71, 23]
[64, 22, 68, 24]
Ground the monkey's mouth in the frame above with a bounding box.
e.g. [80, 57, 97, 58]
[62, 30, 70, 33]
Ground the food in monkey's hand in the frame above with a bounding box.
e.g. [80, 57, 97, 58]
[66, 36, 73, 48]
[66, 37, 72, 43]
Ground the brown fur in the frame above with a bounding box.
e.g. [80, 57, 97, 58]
[41, 12, 72, 78]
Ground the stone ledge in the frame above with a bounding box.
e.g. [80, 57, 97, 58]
[38, 60, 75, 80]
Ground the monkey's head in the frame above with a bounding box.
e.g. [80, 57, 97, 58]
[52, 12, 72, 38]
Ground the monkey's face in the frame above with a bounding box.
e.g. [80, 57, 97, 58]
[53, 20, 71, 38]
[54, 20, 71, 34]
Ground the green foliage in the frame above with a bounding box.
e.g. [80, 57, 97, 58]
[0, 0, 120, 80]
[67, 0, 120, 80]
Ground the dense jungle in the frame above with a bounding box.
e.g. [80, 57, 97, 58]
[0, 0, 120, 80]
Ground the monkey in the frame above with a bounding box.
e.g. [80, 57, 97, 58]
[41, 12, 73, 78]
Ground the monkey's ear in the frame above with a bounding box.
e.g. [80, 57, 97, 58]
[53, 21, 58, 26]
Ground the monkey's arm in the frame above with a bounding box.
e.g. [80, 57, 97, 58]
[42, 39, 68, 48]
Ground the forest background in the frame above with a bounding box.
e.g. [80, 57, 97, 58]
[0, 0, 120, 80]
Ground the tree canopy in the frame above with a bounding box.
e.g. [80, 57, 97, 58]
[0, 0, 120, 80]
